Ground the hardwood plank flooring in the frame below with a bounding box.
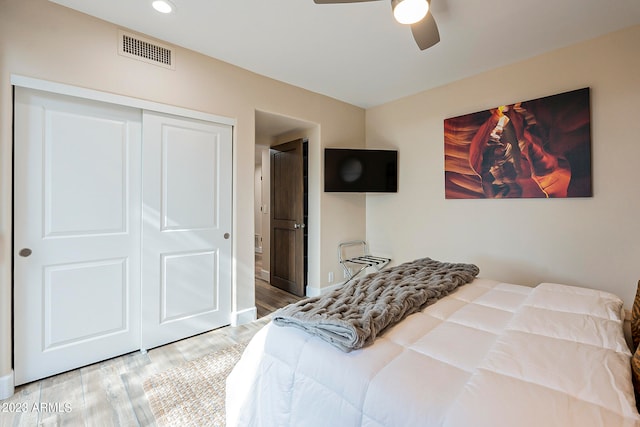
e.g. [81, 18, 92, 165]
[255, 278, 302, 318]
[0, 255, 302, 427]
[254, 253, 302, 318]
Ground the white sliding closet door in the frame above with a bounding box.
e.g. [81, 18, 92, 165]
[141, 112, 232, 350]
[13, 88, 142, 385]
[14, 87, 233, 385]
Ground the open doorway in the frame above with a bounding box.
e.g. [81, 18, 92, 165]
[254, 110, 316, 316]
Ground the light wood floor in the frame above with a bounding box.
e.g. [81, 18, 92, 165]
[0, 256, 302, 426]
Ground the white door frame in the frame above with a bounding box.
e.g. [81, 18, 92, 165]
[11, 76, 235, 127]
[9, 75, 238, 387]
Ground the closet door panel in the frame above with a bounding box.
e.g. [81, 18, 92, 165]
[13, 88, 142, 385]
[141, 111, 232, 350]
[161, 126, 218, 230]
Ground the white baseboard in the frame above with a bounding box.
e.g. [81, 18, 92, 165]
[231, 307, 257, 327]
[0, 370, 14, 400]
[306, 280, 345, 297]
[260, 269, 269, 282]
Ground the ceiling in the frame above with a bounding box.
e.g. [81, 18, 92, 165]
[50, 0, 640, 109]
[254, 110, 316, 163]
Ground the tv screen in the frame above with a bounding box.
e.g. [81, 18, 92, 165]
[324, 148, 397, 193]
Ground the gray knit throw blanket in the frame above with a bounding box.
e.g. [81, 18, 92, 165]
[273, 257, 479, 352]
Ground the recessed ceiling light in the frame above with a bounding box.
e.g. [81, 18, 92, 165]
[152, 0, 174, 14]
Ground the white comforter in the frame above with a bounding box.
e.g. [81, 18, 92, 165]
[226, 279, 640, 426]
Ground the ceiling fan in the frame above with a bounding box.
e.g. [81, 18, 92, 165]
[313, 0, 440, 50]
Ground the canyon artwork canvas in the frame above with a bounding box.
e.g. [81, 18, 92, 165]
[444, 88, 592, 199]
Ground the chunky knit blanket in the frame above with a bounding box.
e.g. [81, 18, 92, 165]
[273, 257, 479, 352]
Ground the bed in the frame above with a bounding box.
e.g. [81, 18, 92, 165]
[226, 258, 640, 426]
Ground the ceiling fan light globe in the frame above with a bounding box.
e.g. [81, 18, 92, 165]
[392, 0, 429, 25]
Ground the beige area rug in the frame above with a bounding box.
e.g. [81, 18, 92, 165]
[143, 341, 249, 427]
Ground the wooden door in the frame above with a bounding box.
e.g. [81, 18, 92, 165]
[13, 88, 142, 385]
[141, 111, 232, 350]
[270, 139, 305, 296]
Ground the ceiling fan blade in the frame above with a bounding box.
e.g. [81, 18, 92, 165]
[410, 12, 440, 50]
[314, 0, 379, 3]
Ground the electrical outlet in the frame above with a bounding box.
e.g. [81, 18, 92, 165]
[328, 272, 334, 283]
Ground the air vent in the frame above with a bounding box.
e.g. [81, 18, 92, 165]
[118, 31, 175, 70]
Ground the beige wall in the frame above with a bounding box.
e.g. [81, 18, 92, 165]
[0, 0, 365, 389]
[365, 25, 640, 308]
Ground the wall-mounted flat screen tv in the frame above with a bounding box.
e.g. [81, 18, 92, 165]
[324, 148, 398, 193]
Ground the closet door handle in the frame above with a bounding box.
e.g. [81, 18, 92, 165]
[19, 248, 32, 257]
[294, 223, 306, 229]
